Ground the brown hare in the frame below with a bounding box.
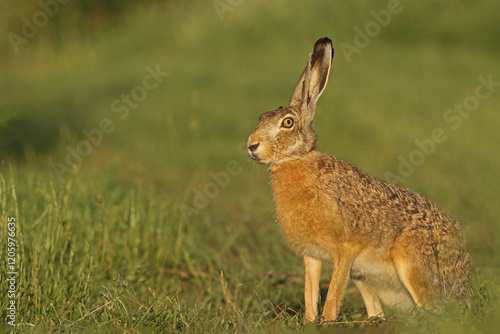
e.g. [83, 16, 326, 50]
[247, 37, 471, 323]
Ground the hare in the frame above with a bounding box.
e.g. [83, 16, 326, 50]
[247, 37, 471, 323]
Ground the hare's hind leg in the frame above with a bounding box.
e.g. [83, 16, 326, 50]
[304, 255, 322, 323]
[352, 280, 385, 318]
[391, 249, 433, 309]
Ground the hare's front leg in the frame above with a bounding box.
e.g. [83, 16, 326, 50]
[304, 255, 322, 323]
[321, 252, 357, 323]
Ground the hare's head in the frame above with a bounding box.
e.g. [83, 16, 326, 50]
[247, 37, 333, 165]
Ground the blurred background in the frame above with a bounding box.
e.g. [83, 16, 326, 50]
[0, 0, 499, 329]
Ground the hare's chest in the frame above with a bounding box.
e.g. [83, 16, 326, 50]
[271, 175, 342, 262]
[277, 213, 336, 263]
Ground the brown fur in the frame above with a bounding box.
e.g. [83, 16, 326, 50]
[247, 37, 471, 323]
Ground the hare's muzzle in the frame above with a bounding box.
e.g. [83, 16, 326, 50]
[247, 142, 261, 161]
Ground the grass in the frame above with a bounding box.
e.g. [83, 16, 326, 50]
[1, 0, 500, 332]
[1, 169, 499, 332]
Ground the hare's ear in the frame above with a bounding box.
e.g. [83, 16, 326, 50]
[290, 37, 333, 124]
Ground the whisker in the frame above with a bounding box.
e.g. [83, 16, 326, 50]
[270, 148, 297, 163]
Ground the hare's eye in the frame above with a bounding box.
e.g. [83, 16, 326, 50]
[281, 117, 294, 129]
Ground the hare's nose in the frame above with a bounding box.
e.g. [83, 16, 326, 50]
[248, 143, 260, 153]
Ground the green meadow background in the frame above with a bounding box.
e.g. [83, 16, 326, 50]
[1, 0, 500, 332]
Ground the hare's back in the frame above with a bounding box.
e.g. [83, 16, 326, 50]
[328, 155, 460, 232]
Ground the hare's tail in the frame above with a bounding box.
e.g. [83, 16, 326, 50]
[433, 236, 471, 300]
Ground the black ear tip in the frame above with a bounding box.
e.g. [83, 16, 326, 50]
[314, 37, 334, 58]
[316, 37, 332, 45]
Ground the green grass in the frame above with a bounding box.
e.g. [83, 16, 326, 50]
[1, 0, 500, 332]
